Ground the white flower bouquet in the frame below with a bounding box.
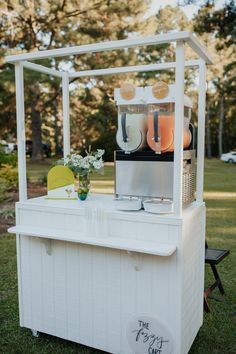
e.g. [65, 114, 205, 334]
[57, 147, 105, 177]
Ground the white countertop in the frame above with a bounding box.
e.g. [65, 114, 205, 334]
[16, 193, 204, 224]
[10, 194, 205, 257]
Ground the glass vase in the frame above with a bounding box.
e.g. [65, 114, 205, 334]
[78, 174, 90, 201]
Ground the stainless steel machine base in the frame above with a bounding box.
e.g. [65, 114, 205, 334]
[115, 150, 196, 205]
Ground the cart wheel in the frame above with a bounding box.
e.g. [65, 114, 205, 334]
[31, 329, 39, 337]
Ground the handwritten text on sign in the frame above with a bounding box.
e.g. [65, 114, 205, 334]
[127, 315, 173, 354]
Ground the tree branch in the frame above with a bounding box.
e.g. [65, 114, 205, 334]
[64, 0, 107, 18]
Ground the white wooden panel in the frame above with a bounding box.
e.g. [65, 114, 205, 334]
[106, 249, 121, 353]
[66, 242, 80, 342]
[20, 235, 32, 328]
[120, 252, 137, 354]
[91, 247, 108, 349]
[53, 240, 68, 338]
[19, 208, 85, 232]
[78, 244, 93, 345]
[135, 254, 152, 312]
[30, 237, 43, 330]
[19, 210, 66, 230]
[150, 256, 170, 321]
[15, 208, 23, 326]
[166, 225, 182, 353]
[41, 239, 56, 335]
[198, 206, 206, 327]
[180, 205, 205, 354]
[42, 212, 67, 230]
[65, 214, 85, 233]
[16, 234, 23, 326]
[110, 220, 170, 244]
[150, 226, 171, 321]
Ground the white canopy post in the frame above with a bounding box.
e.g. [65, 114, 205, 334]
[196, 59, 207, 202]
[173, 41, 185, 217]
[62, 72, 70, 157]
[15, 62, 27, 201]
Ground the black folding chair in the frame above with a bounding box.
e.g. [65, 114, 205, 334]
[204, 241, 230, 312]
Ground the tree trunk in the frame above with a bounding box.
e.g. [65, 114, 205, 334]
[205, 98, 212, 158]
[218, 95, 224, 157]
[31, 101, 43, 161]
[53, 99, 62, 156]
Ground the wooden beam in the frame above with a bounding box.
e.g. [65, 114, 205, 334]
[62, 72, 70, 157]
[173, 42, 185, 217]
[69, 60, 201, 78]
[15, 63, 27, 201]
[6, 32, 213, 64]
[22, 61, 62, 77]
[196, 60, 207, 202]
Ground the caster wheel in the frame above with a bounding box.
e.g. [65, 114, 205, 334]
[31, 329, 39, 337]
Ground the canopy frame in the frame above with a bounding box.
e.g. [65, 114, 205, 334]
[6, 31, 212, 217]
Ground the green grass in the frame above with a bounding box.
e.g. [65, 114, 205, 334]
[204, 159, 236, 193]
[26, 158, 53, 182]
[1, 159, 236, 353]
[26, 158, 115, 182]
[26, 158, 115, 195]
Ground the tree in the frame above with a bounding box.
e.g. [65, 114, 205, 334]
[1, 1, 235, 159]
[0, 0, 151, 160]
[193, 0, 236, 156]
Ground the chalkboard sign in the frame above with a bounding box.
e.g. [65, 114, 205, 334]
[127, 315, 173, 354]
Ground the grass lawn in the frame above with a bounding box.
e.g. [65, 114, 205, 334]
[0, 159, 235, 354]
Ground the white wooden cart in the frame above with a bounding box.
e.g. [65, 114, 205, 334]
[7, 32, 212, 354]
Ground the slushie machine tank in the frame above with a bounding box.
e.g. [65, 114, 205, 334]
[115, 85, 147, 153]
